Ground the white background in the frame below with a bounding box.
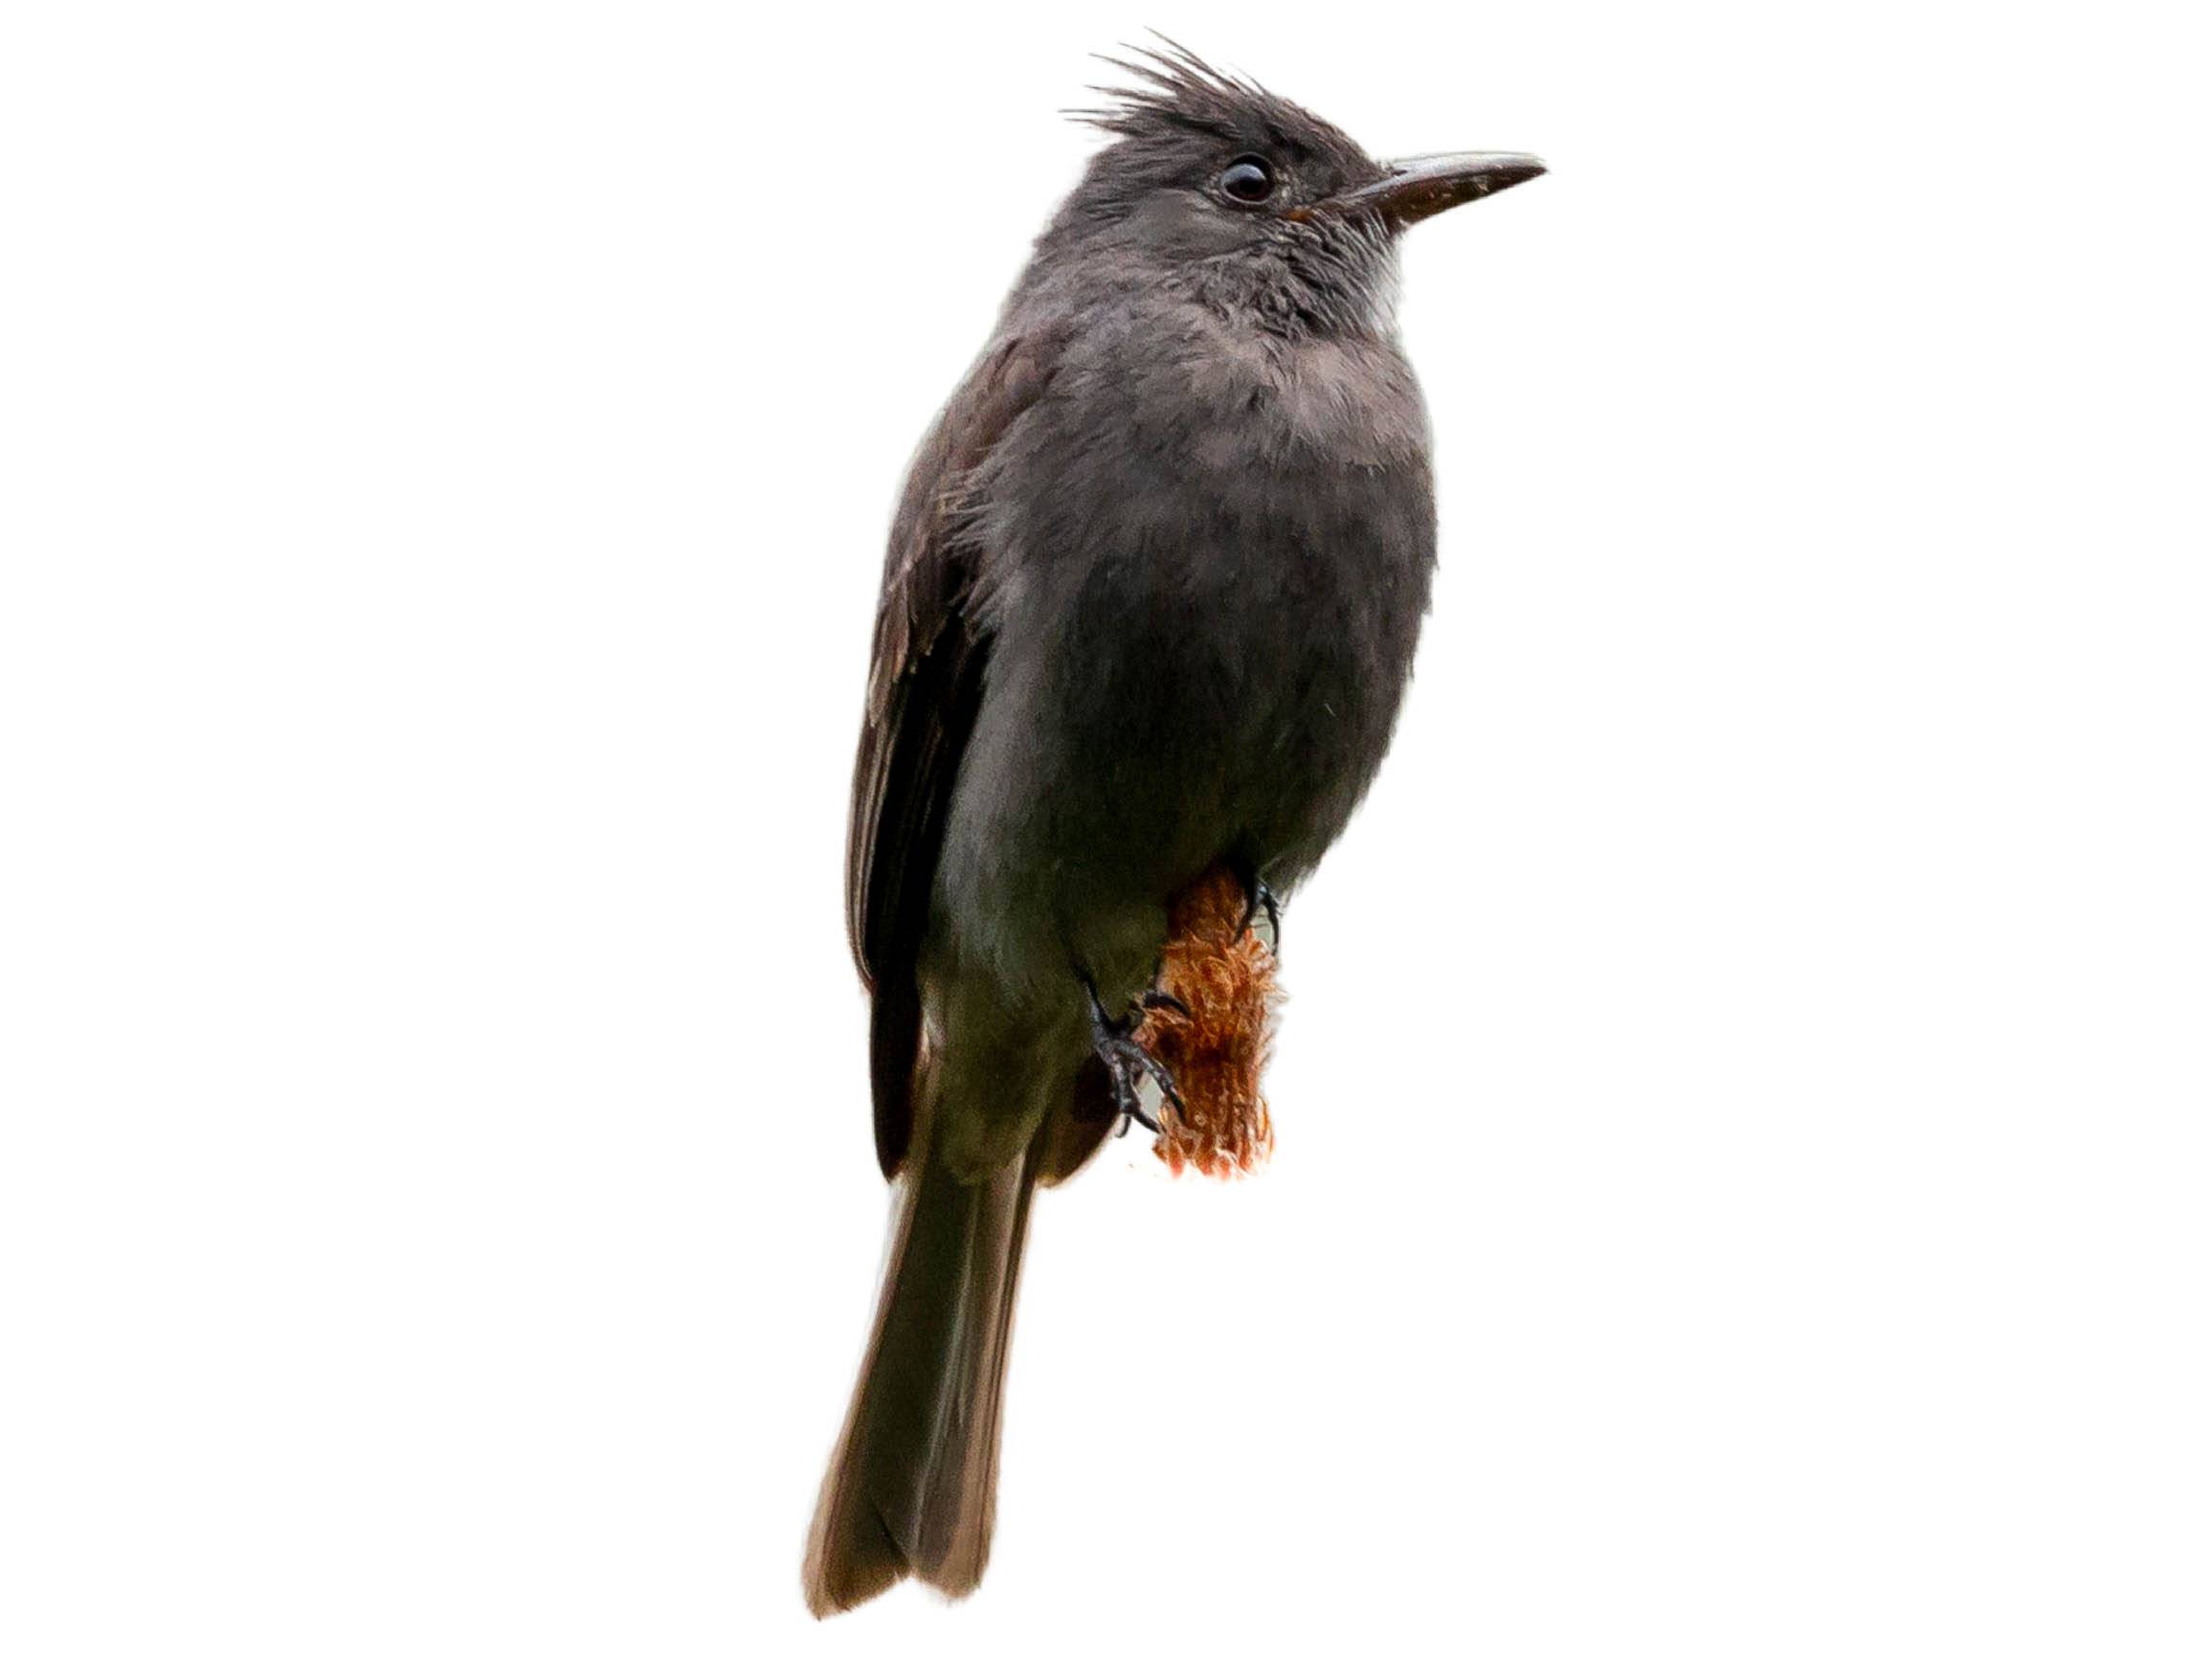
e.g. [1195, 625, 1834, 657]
[3, 2, 2206, 1653]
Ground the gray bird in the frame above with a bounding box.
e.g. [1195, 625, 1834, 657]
[806, 44, 1542, 1614]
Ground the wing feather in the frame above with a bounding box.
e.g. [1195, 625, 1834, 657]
[845, 330, 1061, 1176]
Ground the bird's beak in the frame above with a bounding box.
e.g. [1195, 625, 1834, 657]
[1297, 151, 1547, 229]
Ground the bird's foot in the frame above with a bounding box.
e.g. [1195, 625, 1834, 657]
[1085, 981, 1188, 1138]
[1239, 873, 1282, 953]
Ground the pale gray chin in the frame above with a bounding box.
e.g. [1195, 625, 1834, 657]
[1366, 249, 1404, 336]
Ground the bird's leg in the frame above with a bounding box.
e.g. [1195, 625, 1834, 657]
[1084, 978, 1188, 1138]
[1238, 871, 1283, 954]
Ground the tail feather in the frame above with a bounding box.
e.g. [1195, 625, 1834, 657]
[804, 1131, 1040, 1615]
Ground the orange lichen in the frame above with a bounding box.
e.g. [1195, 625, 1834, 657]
[1138, 865, 1282, 1178]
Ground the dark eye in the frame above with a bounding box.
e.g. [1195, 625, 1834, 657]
[1218, 156, 1275, 205]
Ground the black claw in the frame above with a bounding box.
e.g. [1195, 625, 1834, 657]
[1085, 979, 1186, 1137]
[1140, 989, 1191, 1020]
[1240, 874, 1282, 953]
[1133, 1042, 1187, 1117]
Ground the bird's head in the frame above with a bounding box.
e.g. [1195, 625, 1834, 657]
[1037, 42, 1543, 338]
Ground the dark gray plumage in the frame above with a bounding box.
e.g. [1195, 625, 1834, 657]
[808, 45, 1542, 1615]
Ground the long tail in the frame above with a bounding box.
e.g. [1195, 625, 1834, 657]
[803, 1126, 1042, 1616]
